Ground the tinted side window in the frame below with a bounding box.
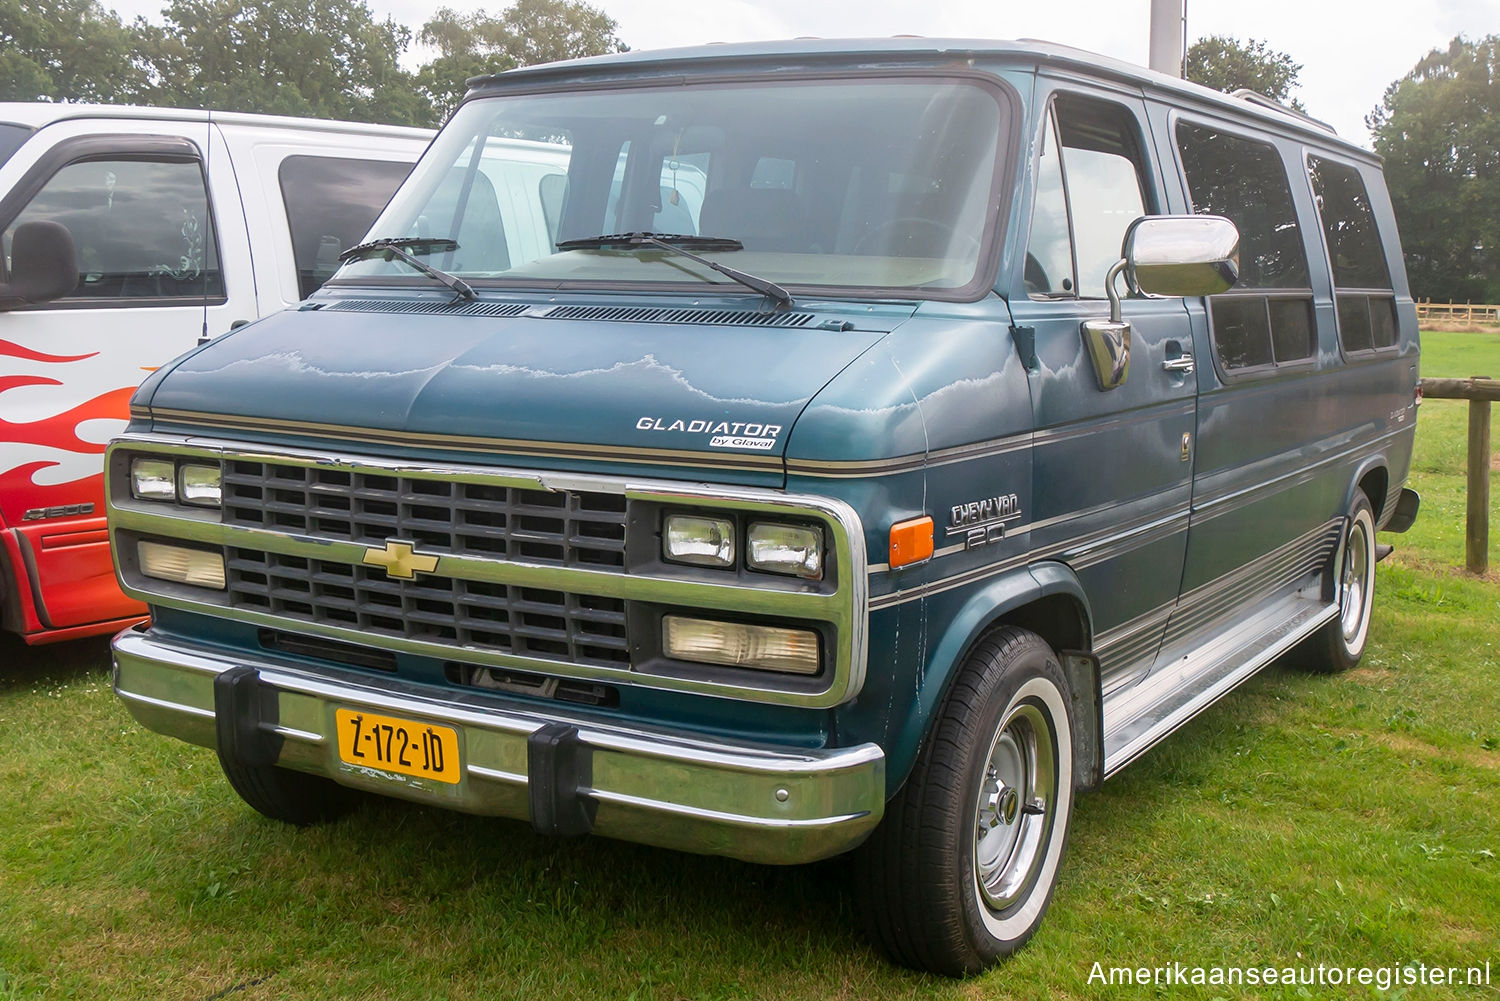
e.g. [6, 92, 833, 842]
[3, 156, 224, 301]
[1023, 95, 1151, 299]
[0, 124, 30, 170]
[279, 155, 413, 299]
[1308, 155, 1397, 353]
[1178, 124, 1313, 373]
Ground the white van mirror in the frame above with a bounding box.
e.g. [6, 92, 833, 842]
[1123, 215, 1240, 298]
[0, 221, 78, 310]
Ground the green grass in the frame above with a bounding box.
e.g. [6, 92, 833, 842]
[1, 332, 1497, 1000]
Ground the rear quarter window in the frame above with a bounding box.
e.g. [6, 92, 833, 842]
[278, 155, 414, 299]
[1307, 155, 1398, 354]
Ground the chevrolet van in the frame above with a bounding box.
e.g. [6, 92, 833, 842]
[100, 40, 1419, 974]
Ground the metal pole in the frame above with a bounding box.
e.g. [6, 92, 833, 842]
[1149, 0, 1185, 76]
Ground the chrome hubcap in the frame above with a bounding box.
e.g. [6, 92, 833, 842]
[974, 703, 1055, 911]
[1340, 519, 1370, 643]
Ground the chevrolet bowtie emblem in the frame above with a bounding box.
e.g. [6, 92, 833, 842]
[362, 540, 439, 580]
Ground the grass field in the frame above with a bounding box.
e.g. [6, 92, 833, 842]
[1, 333, 1496, 1000]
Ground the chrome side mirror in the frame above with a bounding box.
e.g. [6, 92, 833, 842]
[1123, 214, 1240, 299]
[1081, 215, 1239, 392]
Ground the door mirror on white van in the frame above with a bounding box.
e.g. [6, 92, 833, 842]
[1123, 215, 1240, 298]
[0, 221, 78, 310]
[0, 220, 78, 310]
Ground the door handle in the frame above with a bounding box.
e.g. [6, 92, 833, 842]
[1163, 353, 1195, 375]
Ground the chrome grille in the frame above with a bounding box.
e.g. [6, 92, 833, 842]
[219, 459, 630, 667]
[222, 459, 627, 567]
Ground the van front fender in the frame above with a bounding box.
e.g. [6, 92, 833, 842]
[878, 561, 1094, 792]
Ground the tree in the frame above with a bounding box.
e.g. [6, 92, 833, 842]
[142, 0, 429, 126]
[1185, 35, 1304, 110]
[1369, 36, 1500, 303]
[415, 0, 627, 123]
[0, 0, 148, 103]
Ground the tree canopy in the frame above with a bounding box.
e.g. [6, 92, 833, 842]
[1185, 35, 1304, 110]
[1370, 35, 1500, 303]
[415, 1, 628, 122]
[0, 0, 147, 103]
[0, 0, 626, 128]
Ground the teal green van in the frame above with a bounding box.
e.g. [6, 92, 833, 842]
[103, 39, 1419, 974]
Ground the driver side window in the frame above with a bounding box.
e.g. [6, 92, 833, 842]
[3, 156, 224, 302]
[1025, 95, 1152, 300]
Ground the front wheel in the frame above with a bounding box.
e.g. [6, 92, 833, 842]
[855, 626, 1075, 975]
[1302, 493, 1377, 673]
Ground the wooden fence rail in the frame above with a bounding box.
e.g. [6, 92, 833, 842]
[1419, 377, 1499, 573]
[1416, 300, 1500, 327]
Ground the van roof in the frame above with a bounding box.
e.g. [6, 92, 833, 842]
[471, 37, 1374, 160]
[0, 102, 434, 141]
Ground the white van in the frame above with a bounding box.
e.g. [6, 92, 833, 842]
[0, 105, 432, 644]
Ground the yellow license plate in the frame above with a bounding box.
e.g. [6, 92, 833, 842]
[335, 709, 461, 784]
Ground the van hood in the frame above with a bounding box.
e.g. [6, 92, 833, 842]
[139, 299, 909, 481]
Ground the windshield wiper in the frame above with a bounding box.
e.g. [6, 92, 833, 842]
[555, 232, 794, 311]
[338, 238, 475, 303]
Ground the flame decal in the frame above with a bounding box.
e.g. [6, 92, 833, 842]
[0, 338, 99, 364]
[0, 379, 134, 455]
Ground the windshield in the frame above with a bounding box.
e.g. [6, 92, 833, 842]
[337, 76, 1009, 297]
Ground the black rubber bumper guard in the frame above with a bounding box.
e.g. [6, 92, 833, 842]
[214, 666, 597, 838]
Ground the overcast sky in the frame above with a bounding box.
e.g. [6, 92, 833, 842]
[109, 0, 1500, 145]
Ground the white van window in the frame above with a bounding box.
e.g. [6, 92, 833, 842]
[0, 124, 29, 169]
[1308, 156, 1397, 353]
[278, 155, 413, 299]
[1178, 124, 1314, 372]
[3, 157, 223, 302]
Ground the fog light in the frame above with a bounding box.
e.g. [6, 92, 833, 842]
[663, 513, 735, 568]
[662, 616, 819, 675]
[138, 540, 226, 589]
[130, 458, 176, 501]
[747, 522, 823, 579]
[178, 463, 222, 507]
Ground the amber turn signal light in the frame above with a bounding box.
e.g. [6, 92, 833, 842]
[889, 516, 934, 568]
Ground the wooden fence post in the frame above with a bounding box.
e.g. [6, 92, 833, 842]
[1469, 394, 1492, 574]
[1418, 377, 1498, 574]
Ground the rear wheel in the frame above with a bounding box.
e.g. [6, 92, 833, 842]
[855, 626, 1075, 975]
[1303, 492, 1377, 673]
[217, 754, 358, 826]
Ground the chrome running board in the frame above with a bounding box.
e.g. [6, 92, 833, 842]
[1102, 592, 1337, 777]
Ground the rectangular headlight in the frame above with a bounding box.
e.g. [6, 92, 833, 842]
[663, 513, 735, 568]
[662, 615, 820, 675]
[137, 540, 226, 589]
[130, 458, 176, 501]
[178, 463, 222, 507]
[747, 522, 824, 579]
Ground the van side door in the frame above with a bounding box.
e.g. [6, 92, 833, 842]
[1152, 115, 1339, 666]
[1004, 82, 1198, 697]
[0, 119, 253, 630]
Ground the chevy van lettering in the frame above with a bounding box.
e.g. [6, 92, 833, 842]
[948, 493, 1022, 534]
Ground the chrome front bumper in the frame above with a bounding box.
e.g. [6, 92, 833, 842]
[111, 626, 885, 864]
